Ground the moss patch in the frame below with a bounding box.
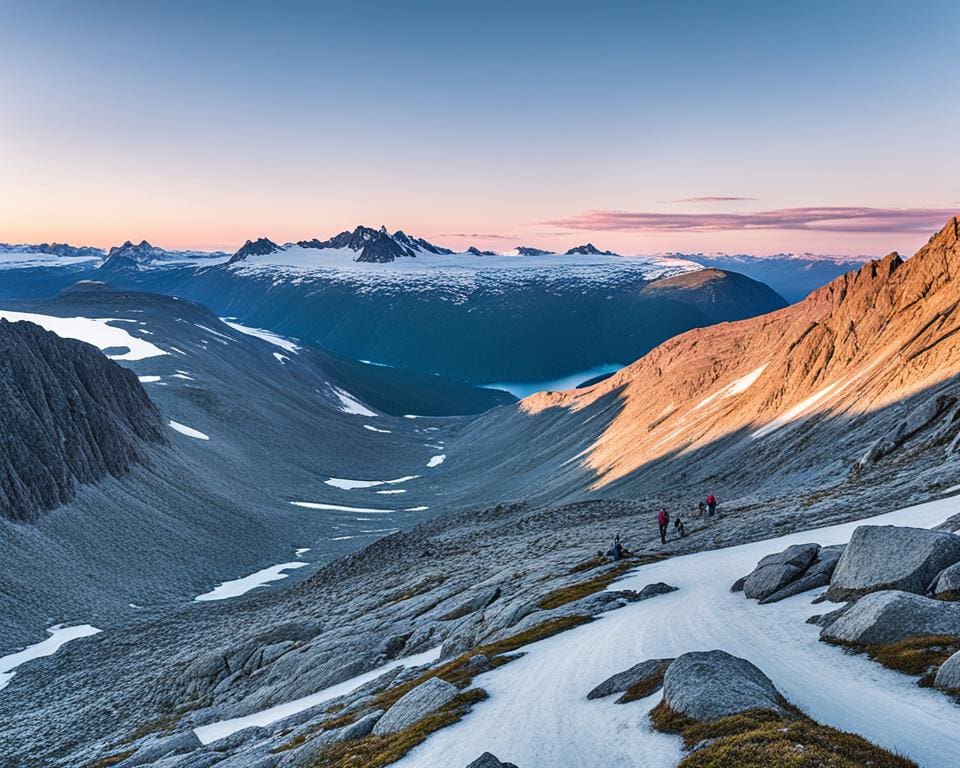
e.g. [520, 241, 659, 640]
[617, 666, 668, 703]
[866, 635, 960, 680]
[308, 688, 488, 768]
[649, 701, 917, 768]
[538, 560, 652, 610]
[86, 750, 137, 768]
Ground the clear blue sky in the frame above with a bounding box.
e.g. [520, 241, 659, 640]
[1, 0, 957, 254]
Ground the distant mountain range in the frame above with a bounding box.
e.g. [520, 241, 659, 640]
[3, 226, 857, 384]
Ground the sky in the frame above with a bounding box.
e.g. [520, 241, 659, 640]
[1, 0, 958, 256]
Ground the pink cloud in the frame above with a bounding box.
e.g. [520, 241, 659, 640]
[671, 196, 757, 203]
[544, 206, 959, 234]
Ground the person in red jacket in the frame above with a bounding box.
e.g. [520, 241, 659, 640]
[657, 508, 670, 544]
[706, 494, 717, 517]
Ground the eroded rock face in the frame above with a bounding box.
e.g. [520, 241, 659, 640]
[759, 545, 845, 604]
[0, 318, 165, 522]
[662, 650, 783, 722]
[371, 677, 459, 735]
[820, 590, 960, 646]
[827, 526, 960, 602]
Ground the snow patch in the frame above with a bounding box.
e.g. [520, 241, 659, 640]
[0, 625, 101, 692]
[222, 320, 300, 352]
[693, 364, 768, 411]
[752, 382, 840, 439]
[0, 310, 166, 361]
[194, 562, 308, 602]
[324, 475, 418, 490]
[168, 421, 210, 440]
[331, 387, 377, 417]
[193, 645, 442, 744]
[138, 375, 161, 383]
[427, 454, 446, 467]
[363, 424, 392, 434]
[291, 502, 394, 514]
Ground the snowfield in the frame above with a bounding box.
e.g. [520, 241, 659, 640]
[325, 476, 418, 490]
[0, 310, 166, 361]
[393, 496, 960, 768]
[194, 562, 308, 602]
[0, 625, 101, 692]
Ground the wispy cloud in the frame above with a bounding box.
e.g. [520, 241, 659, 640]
[438, 232, 517, 241]
[544, 206, 958, 234]
[671, 196, 756, 203]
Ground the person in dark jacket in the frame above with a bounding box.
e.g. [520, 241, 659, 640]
[657, 508, 670, 544]
[674, 514, 685, 538]
[612, 534, 622, 561]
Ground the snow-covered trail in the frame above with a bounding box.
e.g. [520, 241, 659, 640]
[396, 496, 960, 768]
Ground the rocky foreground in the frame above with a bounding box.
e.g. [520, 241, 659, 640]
[2, 488, 959, 768]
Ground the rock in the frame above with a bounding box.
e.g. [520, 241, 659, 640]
[371, 677, 459, 735]
[932, 562, 960, 599]
[743, 543, 820, 600]
[443, 586, 502, 620]
[806, 605, 850, 628]
[730, 576, 747, 593]
[466, 753, 519, 768]
[662, 650, 783, 722]
[587, 658, 673, 700]
[759, 545, 845, 603]
[933, 650, 960, 693]
[118, 731, 203, 766]
[820, 590, 960, 646]
[465, 654, 493, 675]
[335, 709, 382, 741]
[827, 526, 960, 601]
[634, 582, 678, 600]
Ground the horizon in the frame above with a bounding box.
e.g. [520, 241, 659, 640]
[1, 1, 958, 256]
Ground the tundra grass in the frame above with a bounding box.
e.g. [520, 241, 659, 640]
[650, 702, 917, 768]
[538, 557, 666, 610]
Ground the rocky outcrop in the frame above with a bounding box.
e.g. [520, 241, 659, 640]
[743, 543, 820, 600]
[661, 650, 783, 721]
[0, 318, 165, 522]
[371, 677, 459, 735]
[827, 526, 960, 601]
[587, 658, 673, 701]
[821, 590, 960, 646]
[228, 237, 279, 263]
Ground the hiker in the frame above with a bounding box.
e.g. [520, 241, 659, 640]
[657, 508, 670, 544]
[612, 534, 622, 561]
[697, 500, 706, 518]
[706, 493, 717, 517]
[674, 514, 685, 538]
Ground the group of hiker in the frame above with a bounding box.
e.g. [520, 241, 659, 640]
[656, 493, 717, 544]
[608, 494, 719, 558]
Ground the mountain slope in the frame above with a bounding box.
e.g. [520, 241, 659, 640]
[0, 319, 165, 522]
[441, 218, 960, 507]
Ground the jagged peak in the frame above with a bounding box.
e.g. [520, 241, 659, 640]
[565, 243, 619, 256]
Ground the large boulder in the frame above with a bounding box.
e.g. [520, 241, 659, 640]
[662, 651, 783, 722]
[934, 650, 960, 693]
[932, 562, 960, 600]
[587, 658, 674, 700]
[372, 677, 459, 735]
[759, 545, 845, 604]
[820, 590, 960, 646]
[827, 526, 960, 601]
[743, 543, 821, 601]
